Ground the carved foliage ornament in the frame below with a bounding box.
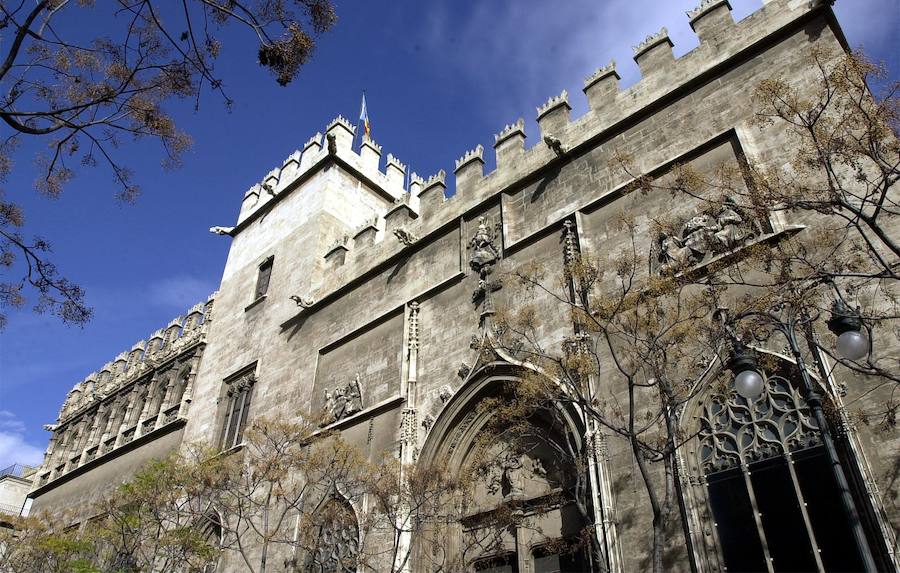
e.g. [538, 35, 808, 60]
[320, 375, 363, 426]
[654, 197, 761, 275]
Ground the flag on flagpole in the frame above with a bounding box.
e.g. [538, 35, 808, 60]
[359, 93, 370, 139]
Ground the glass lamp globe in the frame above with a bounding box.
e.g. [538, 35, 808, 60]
[837, 329, 869, 361]
[734, 369, 765, 399]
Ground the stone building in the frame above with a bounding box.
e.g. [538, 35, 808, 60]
[26, 1, 899, 571]
[0, 464, 36, 519]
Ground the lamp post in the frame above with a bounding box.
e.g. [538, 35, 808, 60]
[718, 300, 877, 573]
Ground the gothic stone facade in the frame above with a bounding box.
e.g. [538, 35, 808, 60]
[28, 1, 899, 571]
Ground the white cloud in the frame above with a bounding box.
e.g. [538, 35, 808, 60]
[418, 0, 897, 128]
[0, 411, 45, 469]
[418, 0, 731, 122]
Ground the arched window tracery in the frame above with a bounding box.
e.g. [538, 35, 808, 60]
[686, 365, 876, 572]
[306, 494, 360, 573]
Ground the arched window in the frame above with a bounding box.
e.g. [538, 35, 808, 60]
[695, 367, 869, 572]
[198, 511, 222, 573]
[306, 494, 359, 573]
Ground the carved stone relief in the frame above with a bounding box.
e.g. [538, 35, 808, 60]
[654, 197, 761, 275]
[484, 451, 551, 500]
[321, 374, 364, 426]
[468, 216, 503, 311]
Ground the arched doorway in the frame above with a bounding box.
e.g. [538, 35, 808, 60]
[417, 362, 595, 572]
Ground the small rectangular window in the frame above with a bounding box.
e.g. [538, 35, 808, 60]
[254, 257, 273, 300]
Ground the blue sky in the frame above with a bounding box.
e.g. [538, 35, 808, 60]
[0, 0, 897, 468]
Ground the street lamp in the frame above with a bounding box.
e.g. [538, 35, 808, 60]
[726, 339, 764, 399]
[826, 300, 870, 361]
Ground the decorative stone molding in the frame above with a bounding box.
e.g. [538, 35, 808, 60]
[454, 145, 485, 173]
[360, 135, 382, 154]
[420, 169, 447, 204]
[303, 132, 323, 152]
[536, 90, 571, 121]
[687, 0, 731, 22]
[561, 220, 580, 268]
[400, 408, 417, 446]
[325, 235, 351, 256]
[326, 114, 355, 135]
[53, 297, 214, 424]
[407, 302, 420, 352]
[494, 119, 526, 148]
[386, 153, 406, 172]
[424, 170, 446, 189]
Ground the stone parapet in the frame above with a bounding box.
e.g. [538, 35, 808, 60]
[231, 0, 833, 324]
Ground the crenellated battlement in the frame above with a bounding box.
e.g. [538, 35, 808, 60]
[55, 293, 217, 425]
[633, 27, 672, 59]
[231, 0, 831, 296]
[687, 0, 731, 21]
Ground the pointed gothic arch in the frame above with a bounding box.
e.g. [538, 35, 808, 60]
[417, 360, 593, 572]
[197, 509, 223, 573]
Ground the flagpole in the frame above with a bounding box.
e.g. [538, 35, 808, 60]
[354, 90, 367, 151]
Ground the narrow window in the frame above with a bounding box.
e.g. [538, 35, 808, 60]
[254, 257, 273, 300]
[219, 369, 256, 451]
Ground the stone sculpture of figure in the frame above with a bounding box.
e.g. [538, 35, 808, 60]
[714, 196, 748, 250]
[682, 214, 718, 259]
[500, 452, 525, 499]
[322, 390, 336, 426]
[332, 387, 347, 421]
[658, 232, 694, 275]
[469, 217, 500, 272]
[531, 456, 548, 479]
[345, 375, 362, 417]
